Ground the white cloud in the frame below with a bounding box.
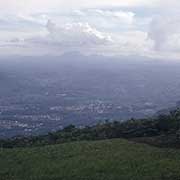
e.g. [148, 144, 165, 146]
[148, 15, 180, 52]
[0, 0, 180, 59]
[45, 20, 112, 46]
[86, 9, 135, 25]
[146, 0, 180, 53]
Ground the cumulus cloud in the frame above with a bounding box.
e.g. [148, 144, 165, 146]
[1, 0, 180, 59]
[148, 16, 180, 51]
[147, 0, 180, 52]
[46, 20, 112, 46]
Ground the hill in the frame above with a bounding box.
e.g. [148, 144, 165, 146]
[1, 138, 180, 180]
[1, 108, 180, 149]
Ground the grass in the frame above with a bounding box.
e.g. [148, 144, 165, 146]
[0, 139, 180, 180]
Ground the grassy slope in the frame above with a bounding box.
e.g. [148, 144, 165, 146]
[0, 139, 180, 180]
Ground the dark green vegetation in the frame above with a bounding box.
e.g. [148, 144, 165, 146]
[1, 139, 180, 180]
[1, 109, 180, 180]
[1, 108, 180, 148]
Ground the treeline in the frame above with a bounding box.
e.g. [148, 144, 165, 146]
[1, 108, 180, 148]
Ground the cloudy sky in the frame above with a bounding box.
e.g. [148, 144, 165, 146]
[0, 0, 180, 59]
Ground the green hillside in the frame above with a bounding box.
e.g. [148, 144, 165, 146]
[1, 139, 180, 180]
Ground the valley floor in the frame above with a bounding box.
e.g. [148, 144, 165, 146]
[0, 139, 180, 180]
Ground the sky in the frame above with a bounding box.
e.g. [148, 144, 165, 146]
[0, 0, 180, 59]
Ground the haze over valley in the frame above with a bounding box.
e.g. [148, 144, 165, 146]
[0, 53, 180, 137]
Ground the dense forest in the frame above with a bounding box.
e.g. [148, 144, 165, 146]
[1, 108, 180, 149]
